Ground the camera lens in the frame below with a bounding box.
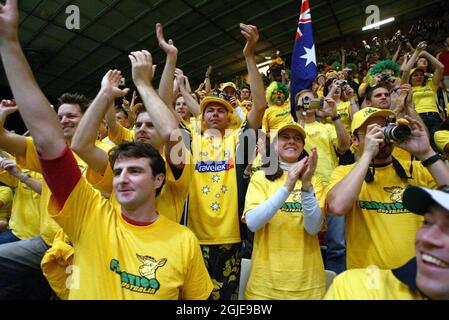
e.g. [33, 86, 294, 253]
[384, 124, 411, 143]
[391, 124, 411, 142]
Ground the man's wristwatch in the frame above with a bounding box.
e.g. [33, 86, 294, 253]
[19, 172, 31, 183]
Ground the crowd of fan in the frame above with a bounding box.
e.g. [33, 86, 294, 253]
[0, 0, 449, 300]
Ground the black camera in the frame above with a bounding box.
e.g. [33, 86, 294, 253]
[380, 74, 391, 82]
[383, 123, 411, 143]
[335, 80, 348, 87]
[219, 93, 232, 101]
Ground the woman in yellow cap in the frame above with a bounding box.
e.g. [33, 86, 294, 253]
[242, 123, 326, 300]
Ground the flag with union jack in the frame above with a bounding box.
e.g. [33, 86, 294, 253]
[290, 0, 317, 120]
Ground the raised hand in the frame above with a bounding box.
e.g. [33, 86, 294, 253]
[0, 157, 21, 178]
[156, 23, 178, 56]
[205, 65, 213, 77]
[300, 148, 317, 188]
[129, 50, 157, 88]
[101, 69, 129, 99]
[0, 99, 18, 124]
[396, 116, 433, 159]
[240, 23, 259, 57]
[284, 156, 309, 192]
[362, 123, 385, 160]
[322, 98, 338, 118]
[0, 0, 19, 44]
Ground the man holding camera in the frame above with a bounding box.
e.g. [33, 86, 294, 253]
[326, 107, 449, 270]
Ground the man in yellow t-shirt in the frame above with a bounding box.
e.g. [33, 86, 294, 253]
[42, 142, 212, 300]
[175, 24, 267, 300]
[295, 89, 351, 274]
[262, 81, 294, 132]
[325, 185, 449, 300]
[326, 107, 449, 271]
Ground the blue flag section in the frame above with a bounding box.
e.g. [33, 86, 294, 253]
[290, 0, 317, 120]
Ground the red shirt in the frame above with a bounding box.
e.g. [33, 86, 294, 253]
[438, 51, 449, 76]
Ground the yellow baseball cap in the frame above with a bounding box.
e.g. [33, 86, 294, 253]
[220, 82, 237, 91]
[277, 122, 307, 140]
[325, 70, 337, 78]
[351, 107, 395, 134]
[200, 96, 234, 114]
[410, 67, 425, 76]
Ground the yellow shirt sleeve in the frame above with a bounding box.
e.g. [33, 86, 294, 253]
[434, 130, 449, 154]
[108, 124, 134, 145]
[15, 136, 42, 173]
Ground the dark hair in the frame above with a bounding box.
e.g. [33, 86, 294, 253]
[323, 78, 336, 97]
[439, 117, 449, 131]
[409, 69, 428, 87]
[108, 141, 166, 196]
[261, 135, 308, 181]
[57, 93, 90, 114]
[365, 82, 389, 101]
[115, 106, 128, 118]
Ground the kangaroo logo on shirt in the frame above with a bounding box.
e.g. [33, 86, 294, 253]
[137, 254, 167, 284]
[358, 186, 408, 214]
[384, 186, 405, 202]
[109, 255, 167, 295]
[280, 189, 303, 213]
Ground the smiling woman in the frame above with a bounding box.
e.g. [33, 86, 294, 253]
[242, 122, 326, 300]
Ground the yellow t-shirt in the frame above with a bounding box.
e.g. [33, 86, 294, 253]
[434, 130, 449, 155]
[186, 121, 251, 245]
[243, 171, 326, 300]
[0, 185, 13, 222]
[109, 124, 135, 144]
[86, 156, 192, 224]
[303, 122, 339, 186]
[0, 169, 42, 240]
[324, 267, 422, 300]
[326, 160, 436, 270]
[336, 101, 351, 133]
[412, 80, 439, 114]
[15, 137, 113, 245]
[262, 101, 294, 133]
[47, 177, 213, 300]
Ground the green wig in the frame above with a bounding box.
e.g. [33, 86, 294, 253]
[346, 63, 357, 73]
[265, 81, 290, 105]
[331, 61, 341, 71]
[369, 59, 400, 77]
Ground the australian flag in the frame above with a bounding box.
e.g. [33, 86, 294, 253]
[290, 0, 317, 120]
